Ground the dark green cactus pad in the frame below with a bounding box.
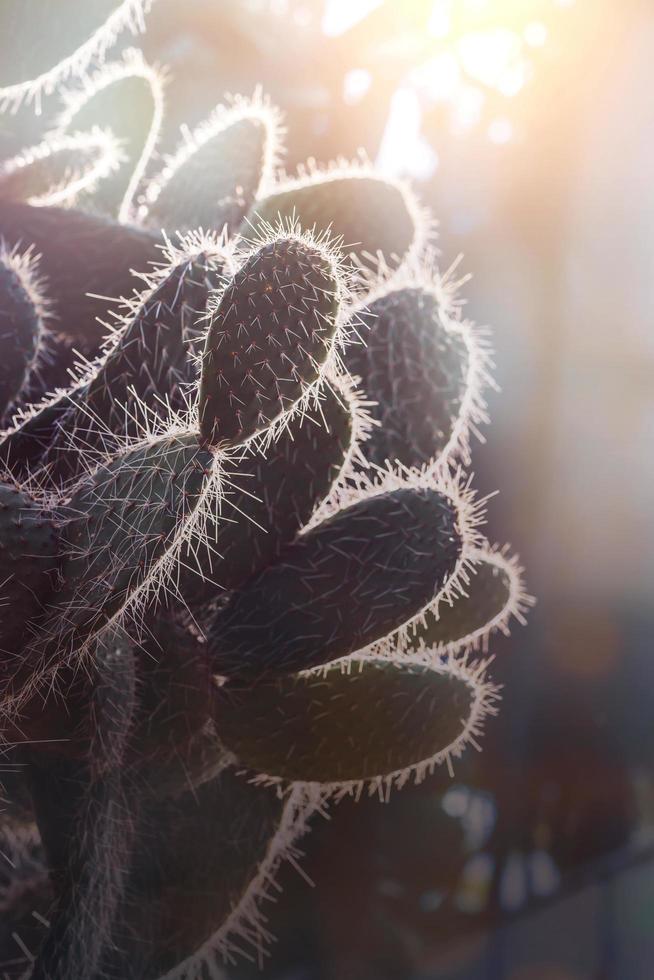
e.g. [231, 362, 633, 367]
[199, 237, 340, 447]
[43, 253, 221, 485]
[246, 172, 419, 273]
[26, 755, 90, 977]
[96, 769, 287, 979]
[49, 433, 214, 652]
[406, 551, 519, 652]
[0, 482, 60, 656]
[146, 111, 273, 234]
[209, 486, 463, 679]
[350, 286, 470, 468]
[0, 253, 42, 419]
[179, 385, 352, 605]
[214, 659, 475, 784]
[0, 131, 119, 208]
[0, 201, 160, 346]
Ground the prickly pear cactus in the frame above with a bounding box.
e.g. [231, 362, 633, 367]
[0, 6, 533, 978]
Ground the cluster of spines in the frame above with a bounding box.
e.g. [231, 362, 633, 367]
[1, 226, 349, 725]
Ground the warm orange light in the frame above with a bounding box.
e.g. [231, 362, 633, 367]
[320, 0, 571, 176]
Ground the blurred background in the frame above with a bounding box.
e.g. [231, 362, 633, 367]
[5, 1, 654, 977]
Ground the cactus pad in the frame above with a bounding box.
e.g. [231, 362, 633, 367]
[0, 201, 160, 346]
[0, 1, 152, 109]
[0, 130, 122, 208]
[42, 251, 221, 484]
[180, 383, 353, 603]
[97, 770, 288, 979]
[247, 170, 421, 273]
[209, 486, 463, 679]
[351, 284, 476, 468]
[144, 97, 281, 235]
[214, 657, 489, 787]
[50, 433, 214, 651]
[199, 235, 342, 447]
[407, 546, 533, 652]
[53, 49, 164, 220]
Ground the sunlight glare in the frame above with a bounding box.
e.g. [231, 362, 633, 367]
[488, 116, 514, 143]
[458, 29, 525, 91]
[376, 86, 439, 179]
[322, 0, 382, 37]
[428, 0, 451, 39]
[413, 52, 460, 102]
[525, 21, 548, 47]
[343, 67, 372, 104]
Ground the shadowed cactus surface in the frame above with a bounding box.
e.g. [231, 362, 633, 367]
[0, 9, 531, 978]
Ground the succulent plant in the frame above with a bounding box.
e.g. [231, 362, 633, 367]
[0, 5, 532, 978]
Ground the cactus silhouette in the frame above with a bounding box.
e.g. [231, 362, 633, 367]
[0, 11, 532, 979]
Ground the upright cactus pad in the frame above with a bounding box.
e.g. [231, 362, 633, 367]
[98, 772, 288, 979]
[350, 278, 491, 468]
[42, 248, 222, 484]
[143, 94, 282, 235]
[0, 27, 531, 977]
[48, 432, 215, 654]
[198, 233, 344, 447]
[52, 48, 165, 220]
[31, 637, 138, 980]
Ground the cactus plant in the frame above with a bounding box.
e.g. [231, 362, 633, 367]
[0, 11, 532, 979]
